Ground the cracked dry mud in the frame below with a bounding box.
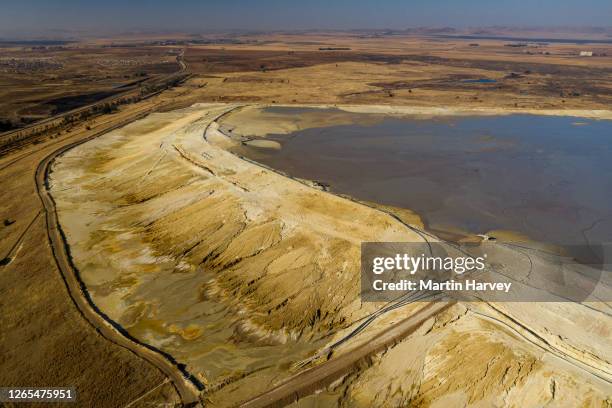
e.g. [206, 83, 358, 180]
[49, 103, 611, 406]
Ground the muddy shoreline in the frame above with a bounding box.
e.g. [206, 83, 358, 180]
[222, 104, 612, 252]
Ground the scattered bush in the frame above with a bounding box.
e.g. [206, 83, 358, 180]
[0, 119, 15, 132]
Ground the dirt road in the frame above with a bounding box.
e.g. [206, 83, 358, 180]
[239, 301, 455, 408]
[32, 112, 203, 406]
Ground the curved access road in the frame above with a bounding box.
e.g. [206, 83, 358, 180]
[239, 301, 455, 408]
[34, 112, 203, 407]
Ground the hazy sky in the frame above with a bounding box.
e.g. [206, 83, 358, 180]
[1, 0, 611, 37]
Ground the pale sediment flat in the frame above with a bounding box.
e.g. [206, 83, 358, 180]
[339, 104, 612, 120]
[243, 139, 281, 150]
[49, 103, 612, 406]
[219, 104, 612, 140]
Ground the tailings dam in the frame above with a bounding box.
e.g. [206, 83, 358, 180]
[229, 106, 612, 250]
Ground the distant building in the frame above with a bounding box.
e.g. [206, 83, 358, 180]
[579, 51, 593, 57]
